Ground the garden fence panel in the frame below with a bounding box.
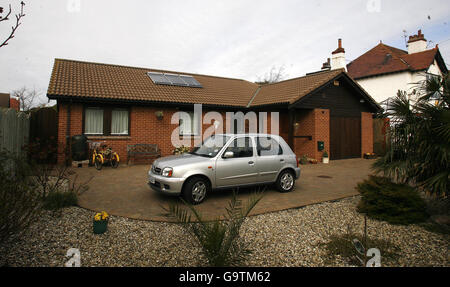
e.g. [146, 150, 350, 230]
[0, 108, 30, 155]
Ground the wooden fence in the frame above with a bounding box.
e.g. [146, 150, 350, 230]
[0, 108, 30, 155]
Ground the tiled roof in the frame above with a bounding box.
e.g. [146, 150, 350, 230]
[347, 43, 441, 79]
[47, 59, 259, 107]
[47, 59, 357, 108]
[250, 69, 344, 106]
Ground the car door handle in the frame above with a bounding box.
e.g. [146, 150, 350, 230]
[280, 159, 285, 162]
[248, 161, 255, 165]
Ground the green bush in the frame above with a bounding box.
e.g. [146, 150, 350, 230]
[356, 176, 428, 225]
[42, 190, 78, 211]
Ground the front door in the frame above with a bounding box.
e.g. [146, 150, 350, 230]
[215, 136, 257, 187]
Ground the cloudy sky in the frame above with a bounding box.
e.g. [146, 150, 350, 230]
[0, 0, 449, 104]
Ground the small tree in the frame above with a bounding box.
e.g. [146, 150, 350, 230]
[0, 1, 26, 49]
[165, 190, 263, 267]
[256, 66, 287, 85]
[13, 87, 46, 112]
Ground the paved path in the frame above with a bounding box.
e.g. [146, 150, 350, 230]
[76, 159, 375, 221]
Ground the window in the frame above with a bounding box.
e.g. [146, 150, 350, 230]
[179, 111, 199, 136]
[223, 137, 253, 158]
[84, 106, 130, 136]
[85, 108, 104, 134]
[111, 109, 129, 135]
[256, 137, 283, 156]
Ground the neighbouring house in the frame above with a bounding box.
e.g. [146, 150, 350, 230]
[47, 58, 380, 164]
[323, 31, 448, 105]
[0, 93, 20, 111]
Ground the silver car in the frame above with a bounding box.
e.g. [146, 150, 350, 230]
[148, 134, 301, 204]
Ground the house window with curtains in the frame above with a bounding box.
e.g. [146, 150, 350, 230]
[84, 107, 129, 136]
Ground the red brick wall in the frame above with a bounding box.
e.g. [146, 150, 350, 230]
[314, 109, 330, 161]
[9, 98, 19, 111]
[56, 102, 372, 164]
[57, 103, 220, 164]
[292, 108, 329, 161]
[361, 112, 373, 156]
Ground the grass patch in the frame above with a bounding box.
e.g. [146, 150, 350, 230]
[320, 232, 401, 266]
[357, 176, 429, 225]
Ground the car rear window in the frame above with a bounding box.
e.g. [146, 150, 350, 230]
[256, 136, 283, 156]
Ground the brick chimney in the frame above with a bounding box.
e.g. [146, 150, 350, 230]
[407, 30, 427, 54]
[331, 39, 347, 71]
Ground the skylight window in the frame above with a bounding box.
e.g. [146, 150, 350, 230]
[147, 72, 202, 88]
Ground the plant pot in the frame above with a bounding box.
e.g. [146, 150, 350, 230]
[323, 157, 329, 164]
[93, 220, 108, 234]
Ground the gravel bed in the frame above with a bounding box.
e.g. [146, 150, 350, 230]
[1, 196, 448, 267]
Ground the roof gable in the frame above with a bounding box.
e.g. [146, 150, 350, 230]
[249, 69, 344, 107]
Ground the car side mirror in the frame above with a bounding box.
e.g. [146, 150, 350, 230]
[223, 151, 234, 159]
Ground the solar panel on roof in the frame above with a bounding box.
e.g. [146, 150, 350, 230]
[147, 72, 171, 85]
[147, 71, 202, 88]
[179, 75, 203, 87]
[164, 73, 188, 86]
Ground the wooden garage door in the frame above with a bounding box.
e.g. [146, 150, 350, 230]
[330, 116, 361, 160]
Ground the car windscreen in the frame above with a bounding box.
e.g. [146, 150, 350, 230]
[191, 135, 231, 158]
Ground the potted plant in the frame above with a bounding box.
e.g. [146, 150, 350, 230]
[322, 151, 329, 164]
[155, 110, 163, 120]
[93, 211, 109, 234]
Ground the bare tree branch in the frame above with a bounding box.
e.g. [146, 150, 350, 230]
[0, 2, 25, 49]
[256, 65, 287, 85]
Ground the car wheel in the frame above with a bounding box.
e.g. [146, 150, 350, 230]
[182, 177, 210, 205]
[276, 170, 295, 193]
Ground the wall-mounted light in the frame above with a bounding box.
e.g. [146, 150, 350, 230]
[360, 99, 365, 103]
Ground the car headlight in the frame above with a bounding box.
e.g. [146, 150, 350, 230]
[162, 167, 173, 177]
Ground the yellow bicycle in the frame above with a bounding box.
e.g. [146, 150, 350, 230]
[92, 143, 120, 170]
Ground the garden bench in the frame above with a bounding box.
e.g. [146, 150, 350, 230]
[127, 144, 161, 165]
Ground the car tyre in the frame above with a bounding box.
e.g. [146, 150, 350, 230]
[182, 177, 210, 205]
[276, 170, 295, 193]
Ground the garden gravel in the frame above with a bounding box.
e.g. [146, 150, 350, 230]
[1, 196, 448, 267]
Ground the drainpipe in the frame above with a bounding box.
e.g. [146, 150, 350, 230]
[65, 101, 72, 166]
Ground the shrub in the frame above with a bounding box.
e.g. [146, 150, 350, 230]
[0, 150, 43, 246]
[43, 190, 78, 211]
[164, 189, 263, 267]
[173, 145, 191, 155]
[356, 176, 428, 225]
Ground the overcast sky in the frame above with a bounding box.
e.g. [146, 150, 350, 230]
[0, 0, 449, 105]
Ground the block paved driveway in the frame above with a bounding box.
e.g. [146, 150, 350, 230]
[76, 159, 375, 221]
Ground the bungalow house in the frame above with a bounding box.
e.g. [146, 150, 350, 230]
[323, 31, 448, 105]
[46, 58, 380, 163]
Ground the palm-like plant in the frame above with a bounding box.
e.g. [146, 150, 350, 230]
[165, 189, 263, 267]
[373, 73, 449, 197]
